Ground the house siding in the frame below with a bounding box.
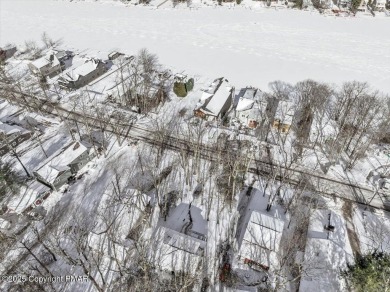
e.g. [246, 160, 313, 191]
[69, 151, 93, 173]
[60, 62, 107, 90]
[219, 93, 233, 119]
[53, 170, 72, 190]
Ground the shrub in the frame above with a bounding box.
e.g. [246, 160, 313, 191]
[173, 82, 187, 97]
[185, 78, 194, 92]
[341, 252, 390, 292]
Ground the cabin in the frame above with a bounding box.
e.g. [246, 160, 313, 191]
[194, 78, 233, 121]
[58, 58, 107, 90]
[33, 141, 95, 190]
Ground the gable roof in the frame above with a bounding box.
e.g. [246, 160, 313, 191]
[61, 59, 102, 82]
[157, 226, 206, 256]
[299, 209, 354, 292]
[35, 141, 90, 184]
[200, 77, 223, 102]
[236, 98, 255, 112]
[30, 52, 61, 69]
[0, 122, 28, 136]
[201, 79, 232, 116]
[152, 225, 206, 272]
[238, 210, 285, 269]
[243, 211, 284, 251]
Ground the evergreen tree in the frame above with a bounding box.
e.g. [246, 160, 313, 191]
[341, 252, 390, 292]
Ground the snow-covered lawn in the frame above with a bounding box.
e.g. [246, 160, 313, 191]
[1, 1, 390, 93]
[353, 206, 390, 254]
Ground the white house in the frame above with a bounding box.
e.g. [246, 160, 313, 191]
[28, 50, 70, 78]
[235, 88, 268, 129]
[299, 210, 353, 292]
[237, 210, 285, 271]
[33, 141, 95, 190]
[151, 226, 206, 273]
[194, 78, 233, 121]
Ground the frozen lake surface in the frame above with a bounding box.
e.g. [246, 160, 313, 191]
[1, 0, 389, 92]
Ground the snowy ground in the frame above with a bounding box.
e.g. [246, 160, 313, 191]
[1, 0, 390, 93]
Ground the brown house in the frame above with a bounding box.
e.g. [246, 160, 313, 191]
[0, 45, 17, 61]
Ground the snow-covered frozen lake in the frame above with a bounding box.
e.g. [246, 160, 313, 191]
[1, 0, 389, 92]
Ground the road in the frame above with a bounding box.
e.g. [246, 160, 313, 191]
[1, 88, 388, 210]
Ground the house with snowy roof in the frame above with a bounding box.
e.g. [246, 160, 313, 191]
[28, 50, 71, 78]
[58, 58, 107, 90]
[272, 100, 295, 134]
[0, 122, 32, 155]
[0, 44, 17, 61]
[235, 88, 268, 129]
[299, 209, 353, 292]
[236, 210, 285, 271]
[152, 225, 207, 273]
[194, 78, 233, 121]
[33, 141, 95, 190]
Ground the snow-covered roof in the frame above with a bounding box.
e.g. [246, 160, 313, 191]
[35, 141, 90, 184]
[200, 91, 214, 102]
[30, 51, 61, 69]
[158, 226, 206, 255]
[299, 209, 353, 292]
[199, 78, 224, 102]
[108, 51, 122, 58]
[0, 122, 26, 136]
[237, 208, 285, 270]
[152, 226, 206, 272]
[242, 211, 284, 252]
[207, 78, 223, 93]
[201, 79, 232, 116]
[237, 87, 266, 112]
[242, 88, 257, 100]
[236, 98, 255, 112]
[274, 100, 294, 124]
[62, 59, 102, 82]
[306, 210, 346, 242]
